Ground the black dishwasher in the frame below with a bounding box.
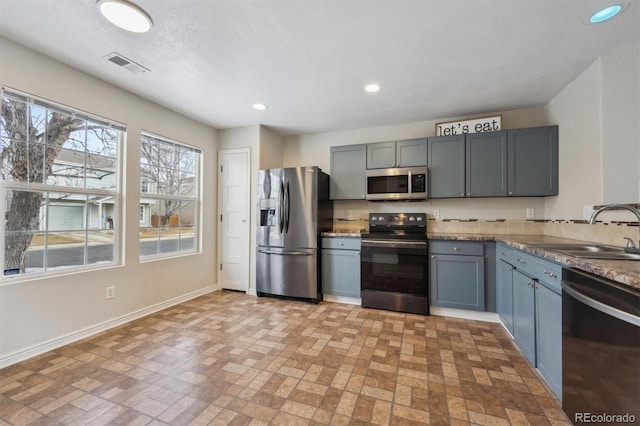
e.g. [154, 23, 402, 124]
[561, 268, 639, 424]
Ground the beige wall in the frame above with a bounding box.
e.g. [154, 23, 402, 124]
[0, 37, 218, 363]
[601, 43, 640, 204]
[545, 42, 640, 220]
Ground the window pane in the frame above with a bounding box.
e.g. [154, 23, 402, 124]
[179, 147, 196, 173]
[47, 192, 87, 231]
[86, 122, 117, 157]
[45, 231, 86, 270]
[140, 166, 158, 194]
[30, 103, 48, 142]
[140, 138, 158, 166]
[86, 154, 116, 190]
[179, 172, 196, 197]
[179, 201, 195, 251]
[158, 167, 179, 196]
[1, 96, 28, 141]
[88, 230, 114, 265]
[21, 233, 45, 275]
[46, 148, 85, 187]
[58, 118, 85, 152]
[28, 141, 46, 184]
[5, 189, 45, 275]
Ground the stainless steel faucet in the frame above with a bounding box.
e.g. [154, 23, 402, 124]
[588, 204, 640, 252]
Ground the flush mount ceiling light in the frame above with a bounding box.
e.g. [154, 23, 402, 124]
[253, 103, 267, 111]
[364, 83, 381, 93]
[589, 4, 624, 23]
[97, 0, 153, 33]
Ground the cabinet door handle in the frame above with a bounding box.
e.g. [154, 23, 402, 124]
[509, 191, 513, 195]
[460, 193, 464, 196]
[507, 266, 513, 271]
[467, 193, 471, 196]
[453, 247, 460, 251]
[431, 255, 436, 259]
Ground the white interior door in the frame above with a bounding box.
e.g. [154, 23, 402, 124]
[218, 149, 250, 291]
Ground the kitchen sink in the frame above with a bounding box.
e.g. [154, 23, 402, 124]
[526, 242, 640, 261]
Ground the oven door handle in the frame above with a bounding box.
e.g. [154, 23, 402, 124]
[362, 239, 427, 249]
[562, 280, 640, 326]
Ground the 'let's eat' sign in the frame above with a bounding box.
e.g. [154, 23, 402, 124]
[435, 115, 501, 136]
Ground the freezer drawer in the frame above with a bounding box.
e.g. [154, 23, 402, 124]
[256, 247, 320, 301]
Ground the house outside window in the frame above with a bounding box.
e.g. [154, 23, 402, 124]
[0, 89, 123, 277]
[139, 132, 200, 258]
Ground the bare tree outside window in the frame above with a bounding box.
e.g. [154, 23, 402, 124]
[139, 133, 199, 257]
[0, 90, 122, 276]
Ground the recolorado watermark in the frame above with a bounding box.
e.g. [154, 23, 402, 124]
[575, 412, 636, 423]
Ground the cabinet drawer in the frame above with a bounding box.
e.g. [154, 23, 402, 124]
[322, 237, 361, 250]
[511, 251, 562, 293]
[430, 240, 484, 256]
[497, 243, 516, 264]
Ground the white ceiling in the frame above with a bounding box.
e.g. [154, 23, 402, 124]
[1, 0, 638, 135]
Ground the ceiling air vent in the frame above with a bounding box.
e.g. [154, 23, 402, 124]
[104, 52, 150, 74]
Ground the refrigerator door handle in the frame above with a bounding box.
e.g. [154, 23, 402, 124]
[284, 181, 291, 233]
[278, 180, 285, 233]
[258, 249, 313, 256]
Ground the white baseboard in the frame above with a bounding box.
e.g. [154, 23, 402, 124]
[0, 285, 217, 369]
[429, 306, 501, 323]
[323, 294, 361, 306]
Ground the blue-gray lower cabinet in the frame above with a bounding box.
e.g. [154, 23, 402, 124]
[502, 245, 563, 400]
[535, 282, 562, 399]
[321, 238, 361, 298]
[512, 269, 536, 365]
[496, 259, 514, 335]
[429, 254, 485, 311]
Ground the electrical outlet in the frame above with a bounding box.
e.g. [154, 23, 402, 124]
[106, 286, 115, 299]
[346, 210, 353, 219]
[433, 209, 440, 219]
[583, 205, 594, 220]
[526, 208, 535, 218]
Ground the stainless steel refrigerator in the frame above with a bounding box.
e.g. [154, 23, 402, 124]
[256, 166, 333, 302]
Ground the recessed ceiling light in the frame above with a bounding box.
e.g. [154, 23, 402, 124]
[365, 84, 381, 93]
[589, 4, 623, 23]
[253, 103, 267, 110]
[97, 0, 153, 33]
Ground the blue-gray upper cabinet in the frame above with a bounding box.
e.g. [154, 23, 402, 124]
[330, 144, 367, 200]
[466, 131, 508, 197]
[507, 126, 558, 196]
[427, 135, 466, 198]
[321, 237, 361, 299]
[396, 138, 428, 167]
[367, 139, 428, 169]
[367, 142, 396, 169]
[429, 241, 485, 311]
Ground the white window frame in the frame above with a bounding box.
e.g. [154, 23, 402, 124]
[0, 88, 124, 282]
[139, 131, 201, 260]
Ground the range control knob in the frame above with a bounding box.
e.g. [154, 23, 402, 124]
[417, 217, 423, 222]
[378, 216, 384, 221]
[409, 217, 415, 221]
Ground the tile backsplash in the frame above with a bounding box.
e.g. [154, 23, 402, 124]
[332, 216, 638, 247]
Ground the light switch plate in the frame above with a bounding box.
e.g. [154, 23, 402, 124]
[526, 208, 535, 218]
[433, 209, 440, 219]
[583, 205, 594, 220]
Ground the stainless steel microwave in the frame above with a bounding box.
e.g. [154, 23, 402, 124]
[366, 166, 428, 201]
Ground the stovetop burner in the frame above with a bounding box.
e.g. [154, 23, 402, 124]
[364, 213, 427, 241]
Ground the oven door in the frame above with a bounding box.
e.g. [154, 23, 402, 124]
[361, 239, 428, 295]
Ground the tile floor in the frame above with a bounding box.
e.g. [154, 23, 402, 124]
[0, 291, 570, 425]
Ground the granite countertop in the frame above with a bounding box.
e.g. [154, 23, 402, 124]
[428, 232, 640, 290]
